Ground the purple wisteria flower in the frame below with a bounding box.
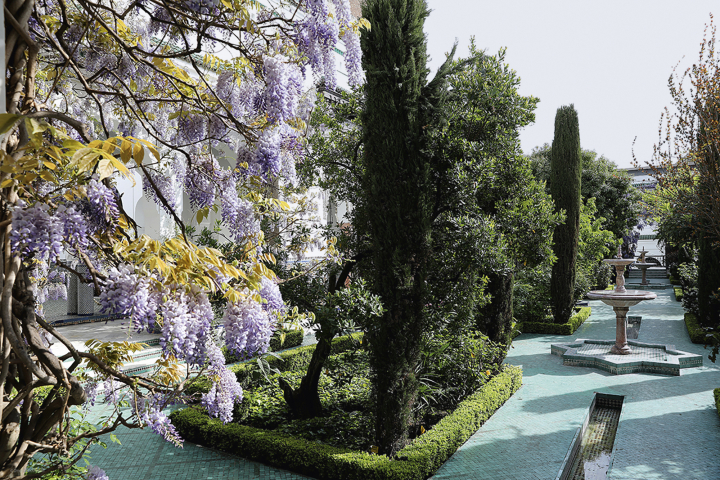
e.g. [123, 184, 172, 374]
[260, 277, 285, 313]
[220, 178, 260, 243]
[159, 289, 213, 365]
[141, 407, 183, 447]
[224, 298, 275, 359]
[99, 265, 159, 332]
[201, 342, 243, 423]
[10, 201, 64, 261]
[86, 465, 109, 480]
[85, 178, 120, 230]
[56, 203, 89, 250]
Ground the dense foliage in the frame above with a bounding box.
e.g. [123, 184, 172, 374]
[303, 15, 555, 452]
[549, 105, 582, 324]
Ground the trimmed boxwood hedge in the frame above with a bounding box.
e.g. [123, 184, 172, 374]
[714, 388, 720, 420]
[170, 365, 522, 480]
[519, 306, 591, 335]
[187, 332, 364, 397]
[674, 287, 683, 302]
[685, 313, 706, 344]
[269, 328, 305, 352]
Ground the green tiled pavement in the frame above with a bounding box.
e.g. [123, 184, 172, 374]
[432, 289, 720, 480]
[90, 421, 313, 480]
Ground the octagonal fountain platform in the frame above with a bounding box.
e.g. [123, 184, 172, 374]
[551, 248, 702, 376]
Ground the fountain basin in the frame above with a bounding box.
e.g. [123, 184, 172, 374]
[551, 339, 702, 375]
[587, 289, 657, 307]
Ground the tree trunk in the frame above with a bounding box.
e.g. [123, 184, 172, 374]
[279, 336, 331, 419]
[477, 271, 514, 346]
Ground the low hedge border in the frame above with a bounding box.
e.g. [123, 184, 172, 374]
[674, 287, 683, 302]
[669, 276, 680, 285]
[187, 332, 363, 396]
[170, 365, 522, 480]
[714, 388, 720, 421]
[685, 313, 706, 344]
[269, 328, 305, 352]
[519, 306, 591, 335]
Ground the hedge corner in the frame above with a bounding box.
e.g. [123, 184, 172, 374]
[519, 306, 591, 336]
[684, 313, 705, 344]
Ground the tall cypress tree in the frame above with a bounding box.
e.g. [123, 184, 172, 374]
[550, 105, 582, 324]
[359, 0, 433, 455]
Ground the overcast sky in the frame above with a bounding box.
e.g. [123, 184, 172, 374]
[424, 0, 717, 168]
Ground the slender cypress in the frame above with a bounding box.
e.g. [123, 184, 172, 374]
[359, 0, 432, 455]
[550, 105, 582, 324]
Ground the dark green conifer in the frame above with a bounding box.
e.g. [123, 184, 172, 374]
[359, 0, 433, 455]
[550, 105, 582, 324]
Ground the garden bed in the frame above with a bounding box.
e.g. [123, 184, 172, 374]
[173, 332, 520, 479]
[518, 306, 591, 336]
[171, 365, 521, 480]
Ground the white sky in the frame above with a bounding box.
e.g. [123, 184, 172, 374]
[425, 0, 717, 168]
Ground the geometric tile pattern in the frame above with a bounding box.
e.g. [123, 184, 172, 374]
[576, 342, 669, 361]
[551, 338, 703, 376]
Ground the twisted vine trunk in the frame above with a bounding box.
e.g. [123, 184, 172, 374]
[0, 2, 89, 475]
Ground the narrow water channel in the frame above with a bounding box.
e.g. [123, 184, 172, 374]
[568, 406, 621, 480]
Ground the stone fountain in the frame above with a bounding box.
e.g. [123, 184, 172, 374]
[551, 246, 703, 375]
[632, 247, 653, 286]
[586, 247, 656, 354]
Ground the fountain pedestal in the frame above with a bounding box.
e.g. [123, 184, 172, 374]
[611, 306, 631, 354]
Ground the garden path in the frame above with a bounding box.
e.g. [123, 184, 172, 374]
[432, 286, 720, 480]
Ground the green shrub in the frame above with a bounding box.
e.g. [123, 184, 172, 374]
[519, 306, 591, 335]
[685, 313, 706, 344]
[269, 328, 305, 351]
[669, 276, 680, 285]
[186, 332, 364, 397]
[714, 388, 720, 420]
[170, 365, 522, 480]
[674, 287, 683, 302]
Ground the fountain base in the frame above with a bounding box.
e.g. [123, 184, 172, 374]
[551, 339, 702, 376]
[610, 344, 632, 355]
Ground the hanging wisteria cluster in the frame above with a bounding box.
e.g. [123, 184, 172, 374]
[1, 0, 364, 475]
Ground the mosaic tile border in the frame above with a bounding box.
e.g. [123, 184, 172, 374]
[49, 313, 128, 327]
[551, 339, 703, 376]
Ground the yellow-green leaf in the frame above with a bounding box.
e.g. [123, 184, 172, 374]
[0, 114, 21, 134]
